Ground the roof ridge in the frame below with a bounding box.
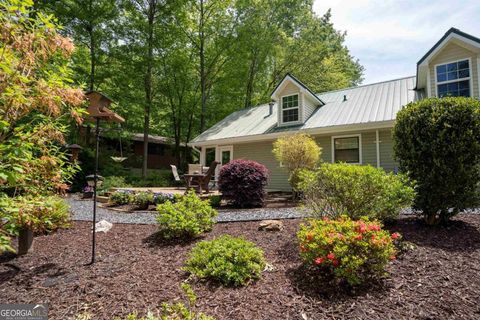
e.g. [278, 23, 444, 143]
[316, 75, 416, 95]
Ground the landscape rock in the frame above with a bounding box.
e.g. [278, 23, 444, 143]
[95, 219, 113, 233]
[258, 219, 284, 231]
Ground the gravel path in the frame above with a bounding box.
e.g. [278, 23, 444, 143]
[66, 196, 305, 224]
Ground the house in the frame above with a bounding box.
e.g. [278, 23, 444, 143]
[189, 28, 480, 191]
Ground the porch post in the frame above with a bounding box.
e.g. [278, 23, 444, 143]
[375, 130, 380, 168]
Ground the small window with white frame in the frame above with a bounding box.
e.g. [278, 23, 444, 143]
[435, 59, 471, 97]
[332, 135, 361, 164]
[281, 94, 299, 123]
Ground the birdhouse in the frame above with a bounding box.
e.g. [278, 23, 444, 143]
[85, 91, 125, 123]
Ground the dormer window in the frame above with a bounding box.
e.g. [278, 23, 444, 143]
[436, 59, 471, 97]
[282, 94, 299, 123]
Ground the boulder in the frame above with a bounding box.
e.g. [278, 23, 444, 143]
[95, 219, 113, 233]
[258, 220, 284, 231]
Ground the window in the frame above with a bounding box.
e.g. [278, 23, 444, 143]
[281, 94, 299, 123]
[333, 136, 360, 164]
[147, 144, 165, 156]
[205, 147, 216, 165]
[436, 59, 470, 97]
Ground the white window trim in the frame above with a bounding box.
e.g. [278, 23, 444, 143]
[331, 134, 362, 165]
[434, 57, 473, 97]
[279, 93, 302, 126]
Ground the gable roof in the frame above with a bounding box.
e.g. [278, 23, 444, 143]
[190, 76, 423, 145]
[271, 73, 325, 105]
[416, 28, 480, 89]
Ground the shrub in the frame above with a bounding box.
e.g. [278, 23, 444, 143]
[218, 159, 268, 207]
[114, 283, 215, 320]
[156, 191, 217, 239]
[99, 176, 131, 195]
[393, 97, 480, 225]
[272, 133, 321, 192]
[299, 163, 414, 221]
[126, 170, 171, 188]
[298, 216, 398, 286]
[184, 235, 266, 286]
[109, 190, 134, 205]
[208, 195, 221, 208]
[133, 192, 154, 209]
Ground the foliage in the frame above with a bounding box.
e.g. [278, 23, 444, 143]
[109, 190, 134, 206]
[127, 171, 171, 188]
[99, 176, 131, 195]
[299, 163, 414, 221]
[208, 195, 222, 208]
[134, 192, 154, 209]
[218, 159, 268, 208]
[156, 191, 217, 239]
[153, 192, 178, 205]
[297, 216, 398, 286]
[113, 283, 215, 320]
[393, 97, 480, 225]
[0, 0, 85, 196]
[184, 235, 266, 286]
[272, 133, 321, 191]
[0, 195, 70, 235]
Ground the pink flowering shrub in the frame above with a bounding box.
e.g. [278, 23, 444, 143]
[218, 159, 269, 207]
[297, 216, 400, 286]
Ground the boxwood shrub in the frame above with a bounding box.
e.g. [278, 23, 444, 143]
[218, 159, 268, 208]
[184, 235, 266, 286]
[156, 191, 217, 239]
[299, 163, 414, 221]
[393, 97, 480, 225]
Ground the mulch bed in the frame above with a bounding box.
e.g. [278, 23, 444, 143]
[1, 215, 480, 319]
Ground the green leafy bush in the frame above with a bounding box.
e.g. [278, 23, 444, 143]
[208, 195, 221, 208]
[299, 163, 414, 221]
[184, 235, 266, 286]
[133, 191, 154, 209]
[156, 191, 217, 239]
[113, 283, 215, 320]
[298, 216, 398, 286]
[109, 190, 134, 205]
[99, 176, 131, 195]
[126, 170, 172, 188]
[393, 97, 480, 225]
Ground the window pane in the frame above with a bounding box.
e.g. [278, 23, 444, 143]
[436, 65, 446, 74]
[459, 80, 469, 89]
[458, 69, 469, 78]
[282, 94, 299, 109]
[437, 80, 470, 97]
[205, 148, 216, 165]
[221, 150, 231, 165]
[282, 108, 299, 122]
[437, 73, 447, 82]
[447, 71, 457, 81]
[334, 137, 360, 163]
[458, 60, 469, 69]
[447, 62, 457, 72]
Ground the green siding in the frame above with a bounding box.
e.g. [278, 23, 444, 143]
[232, 128, 398, 191]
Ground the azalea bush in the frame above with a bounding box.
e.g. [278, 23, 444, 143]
[393, 97, 480, 225]
[133, 192, 154, 210]
[156, 191, 217, 239]
[272, 133, 321, 192]
[184, 235, 266, 286]
[299, 163, 414, 221]
[297, 216, 399, 286]
[218, 159, 268, 207]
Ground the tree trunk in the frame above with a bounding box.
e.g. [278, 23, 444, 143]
[199, 0, 206, 132]
[17, 227, 33, 255]
[142, 0, 156, 178]
[244, 49, 258, 108]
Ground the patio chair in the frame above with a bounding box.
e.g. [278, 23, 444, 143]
[187, 161, 219, 194]
[170, 165, 184, 188]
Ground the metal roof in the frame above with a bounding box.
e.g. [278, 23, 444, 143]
[191, 76, 424, 144]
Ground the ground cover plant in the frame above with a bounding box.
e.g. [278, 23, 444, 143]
[393, 97, 480, 225]
[218, 159, 268, 207]
[156, 191, 217, 239]
[184, 235, 266, 286]
[109, 190, 134, 206]
[299, 163, 414, 221]
[133, 191, 154, 210]
[272, 133, 321, 193]
[298, 216, 398, 286]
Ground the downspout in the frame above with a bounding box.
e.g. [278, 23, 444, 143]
[375, 130, 380, 168]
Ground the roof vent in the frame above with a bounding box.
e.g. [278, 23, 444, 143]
[343, 95, 347, 102]
[268, 101, 275, 116]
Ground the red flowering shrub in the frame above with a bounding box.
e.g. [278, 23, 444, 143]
[297, 216, 399, 286]
[218, 159, 269, 208]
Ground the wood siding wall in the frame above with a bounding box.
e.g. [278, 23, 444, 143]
[231, 129, 398, 191]
[428, 42, 479, 98]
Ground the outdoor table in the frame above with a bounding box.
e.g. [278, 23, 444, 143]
[184, 173, 206, 193]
